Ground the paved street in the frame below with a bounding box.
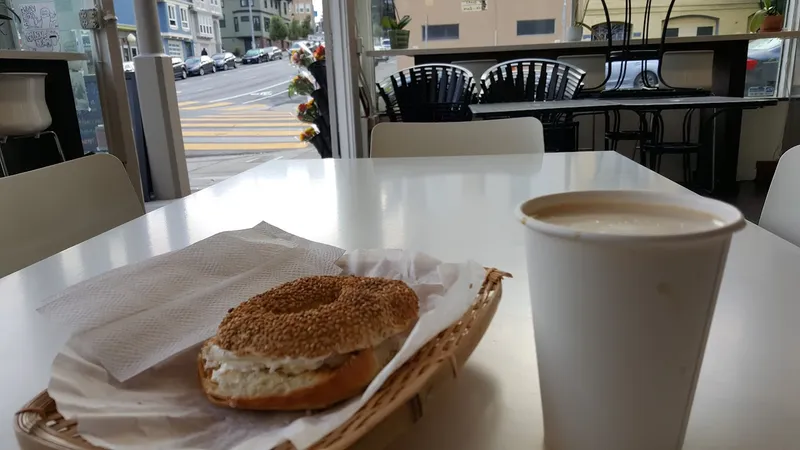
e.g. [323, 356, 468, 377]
[170, 56, 398, 193]
[176, 56, 310, 157]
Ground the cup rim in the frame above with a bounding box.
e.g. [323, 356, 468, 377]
[516, 190, 746, 243]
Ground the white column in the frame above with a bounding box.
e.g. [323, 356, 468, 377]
[323, 0, 363, 158]
[133, 0, 191, 199]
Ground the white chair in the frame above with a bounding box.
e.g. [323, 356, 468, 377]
[557, 54, 608, 91]
[370, 117, 545, 158]
[0, 154, 144, 277]
[760, 146, 800, 246]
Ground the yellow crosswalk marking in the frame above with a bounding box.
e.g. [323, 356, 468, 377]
[180, 102, 234, 111]
[183, 117, 301, 122]
[181, 122, 305, 127]
[178, 101, 199, 107]
[221, 105, 272, 111]
[219, 112, 294, 117]
[185, 142, 308, 151]
[183, 130, 300, 137]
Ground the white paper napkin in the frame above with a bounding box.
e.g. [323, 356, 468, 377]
[47, 247, 486, 450]
[38, 222, 346, 381]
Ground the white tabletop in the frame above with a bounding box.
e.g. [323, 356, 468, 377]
[2, 152, 799, 449]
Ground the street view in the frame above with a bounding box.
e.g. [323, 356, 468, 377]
[175, 55, 397, 191]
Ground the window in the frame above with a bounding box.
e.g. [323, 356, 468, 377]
[517, 19, 555, 36]
[219, 19, 226, 28]
[264, 17, 270, 31]
[591, 22, 631, 41]
[697, 26, 714, 36]
[239, 0, 253, 6]
[665, 28, 679, 37]
[167, 5, 177, 28]
[264, 0, 268, 7]
[241, 15, 249, 22]
[234, 16, 239, 32]
[180, 7, 189, 29]
[283, 1, 287, 14]
[253, 16, 261, 30]
[199, 15, 214, 35]
[422, 24, 459, 41]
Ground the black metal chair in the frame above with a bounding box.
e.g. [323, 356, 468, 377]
[376, 64, 475, 123]
[476, 59, 586, 152]
[641, 109, 702, 185]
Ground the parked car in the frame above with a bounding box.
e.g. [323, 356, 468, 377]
[264, 46, 283, 61]
[290, 40, 314, 53]
[603, 38, 782, 95]
[242, 48, 267, 64]
[172, 57, 187, 80]
[212, 52, 236, 70]
[185, 55, 215, 76]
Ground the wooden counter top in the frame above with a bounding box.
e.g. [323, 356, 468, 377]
[0, 50, 88, 62]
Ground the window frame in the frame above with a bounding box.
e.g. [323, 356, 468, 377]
[180, 7, 189, 29]
[253, 15, 261, 30]
[421, 24, 459, 41]
[234, 16, 239, 32]
[167, 4, 177, 28]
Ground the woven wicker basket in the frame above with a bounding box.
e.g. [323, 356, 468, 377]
[15, 269, 509, 450]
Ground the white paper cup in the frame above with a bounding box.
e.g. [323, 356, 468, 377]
[516, 190, 745, 450]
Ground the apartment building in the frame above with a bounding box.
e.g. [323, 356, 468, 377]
[392, 0, 564, 49]
[292, 0, 315, 21]
[114, 0, 223, 60]
[583, 0, 755, 39]
[220, 0, 293, 53]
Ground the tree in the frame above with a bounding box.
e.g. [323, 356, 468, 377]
[301, 16, 314, 37]
[288, 18, 302, 40]
[269, 17, 288, 43]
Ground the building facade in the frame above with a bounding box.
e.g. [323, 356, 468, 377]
[583, 0, 755, 39]
[392, 0, 564, 50]
[292, 0, 315, 21]
[220, 0, 293, 54]
[114, 0, 223, 61]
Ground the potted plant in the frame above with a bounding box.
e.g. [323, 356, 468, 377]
[381, 10, 411, 50]
[568, 0, 591, 42]
[750, 0, 785, 33]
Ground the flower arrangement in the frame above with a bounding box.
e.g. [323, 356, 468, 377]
[296, 99, 319, 123]
[313, 45, 325, 62]
[299, 127, 318, 142]
[288, 74, 315, 98]
[290, 49, 314, 68]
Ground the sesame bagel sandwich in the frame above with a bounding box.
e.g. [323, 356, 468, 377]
[199, 275, 419, 411]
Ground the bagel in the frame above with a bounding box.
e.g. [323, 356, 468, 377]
[199, 276, 419, 411]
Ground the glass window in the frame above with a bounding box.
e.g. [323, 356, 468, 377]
[664, 28, 679, 37]
[264, 17, 270, 31]
[253, 16, 261, 29]
[422, 24, 459, 41]
[166, 41, 183, 57]
[264, 0, 268, 7]
[241, 15, 249, 22]
[167, 5, 177, 28]
[234, 16, 239, 32]
[697, 26, 714, 36]
[220, 19, 226, 27]
[283, 2, 287, 14]
[180, 8, 189, 29]
[517, 19, 555, 36]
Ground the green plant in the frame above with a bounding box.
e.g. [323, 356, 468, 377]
[288, 18, 302, 40]
[750, 0, 786, 32]
[572, 0, 591, 29]
[269, 17, 288, 42]
[381, 14, 411, 30]
[301, 16, 313, 37]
